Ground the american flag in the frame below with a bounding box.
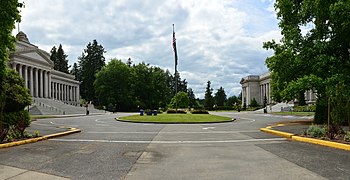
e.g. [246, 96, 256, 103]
[172, 26, 178, 66]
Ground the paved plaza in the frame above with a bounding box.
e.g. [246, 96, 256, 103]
[1, 112, 349, 179]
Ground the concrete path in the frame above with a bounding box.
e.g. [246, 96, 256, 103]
[0, 165, 68, 179]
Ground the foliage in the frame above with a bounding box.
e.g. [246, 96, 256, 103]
[227, 95, 240, 107]
[293, 105, 316, 112]
[94, 59, 131, 111]
[307, 125, 326, 138]
[4, 110, 31, 136]
[145, 109, 152, 116]
[191, 109, 209, 114]
[50, 44, 70, 73]
[3, 69, 31, 112]
[70, 63, 79, 80]
[187, 88, 196, 108]
[204, 81, 215, 110]
[264, 0, 350, 126]
[0, 0, 23, 81]
[249, 98, 259, 108]
[214, 86, 227, 106]
[344, 131, 350, 142]
[167, 109, 187, 114]
[0, 0, 24, 140]
[78, 40, 106, 102]
[169, 91, 189, 109]
[93, 60, 186, 111]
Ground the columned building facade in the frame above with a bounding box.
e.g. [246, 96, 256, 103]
[240, 72, 316, 107]
[9, 31, 80, 105]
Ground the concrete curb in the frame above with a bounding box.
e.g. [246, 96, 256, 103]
[260, 124, 350, 151]
[291, 135, 350, 151]
[0, 128, 81, 149]
[260, 128, 294, 138]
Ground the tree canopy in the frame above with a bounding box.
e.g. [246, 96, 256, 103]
[50, 44, 70, 73]
[78, 40, 106, 102]
[93, 59, 189, 111]
[204, 81, 214, 109]
[214, 86, 227, 106]
[264, 0, 350, 125]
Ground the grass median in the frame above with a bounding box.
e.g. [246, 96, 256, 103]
[117, 113, 233, 123]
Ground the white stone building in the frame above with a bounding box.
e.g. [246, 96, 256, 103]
[8, 32, 80, 105]
[240, 72, 316, 106]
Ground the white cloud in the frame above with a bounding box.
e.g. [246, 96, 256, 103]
[15, 0, 281, 99]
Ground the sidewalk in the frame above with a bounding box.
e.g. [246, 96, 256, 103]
[0, 165, 68, 180]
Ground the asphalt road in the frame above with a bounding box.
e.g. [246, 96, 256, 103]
[0, 112, 349, 180]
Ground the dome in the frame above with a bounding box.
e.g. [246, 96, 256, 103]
[16, 31, 30, 43]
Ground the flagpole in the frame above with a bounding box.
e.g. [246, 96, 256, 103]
[173, 24, 178, 113]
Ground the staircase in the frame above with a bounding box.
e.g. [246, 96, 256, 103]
[29, 98, 105, 115]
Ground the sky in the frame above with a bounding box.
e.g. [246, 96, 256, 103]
[14, 0, 282, 99]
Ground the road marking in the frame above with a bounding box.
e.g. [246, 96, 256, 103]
[202, 127, 215, 130]
[50, 138, 286, 144]
[84, 130, 260, 134]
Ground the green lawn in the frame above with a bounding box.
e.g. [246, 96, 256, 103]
[271, 111, 315, 116]
[117, 113, 233, 123]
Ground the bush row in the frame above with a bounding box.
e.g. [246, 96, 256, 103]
[293, 105, 316, 112]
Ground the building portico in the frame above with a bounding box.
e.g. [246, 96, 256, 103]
[9, 31, 80, 105]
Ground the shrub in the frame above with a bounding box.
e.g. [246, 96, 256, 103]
[344, 131, 350, 142]
[308, 105, 316, 112]
[191, 110, 209, 114]
[3, 70, 31, 113]
[167, 109, 187, 114]
[4, 110, 31, 137]
[145, 109, 152, 115]
[307, 125, 326, 138]
[249, 98, 259, 107]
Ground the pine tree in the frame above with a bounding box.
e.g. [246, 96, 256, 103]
[56, 44, 69, 73]
[78, 40, 106, 101]
[50, 46, 59, 70]
[70, 63, 80, 80]
[187, 88, 196, 108]
[214, 86, 227, 106]
[204, 81, 214, 109]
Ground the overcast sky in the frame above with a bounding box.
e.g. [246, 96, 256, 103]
[15, 0, 281, 99]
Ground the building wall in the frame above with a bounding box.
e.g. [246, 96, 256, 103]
[240, 72, 316, 107]
[8, 31, 80, 105]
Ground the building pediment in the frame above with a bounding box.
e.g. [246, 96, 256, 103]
[11, 48, 54, 68]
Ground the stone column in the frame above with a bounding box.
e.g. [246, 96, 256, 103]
[39, 70, 43, 98]
[29, 67, 34, 96]
[35, 68, 39, 97]
[24, 65, 28, 89]
[48, 72, 51, 98]
[76, 85, 80, 103]
[63, 84, 66, 102]
[13, 63, 17, 70]
[18, 64, 23, 78]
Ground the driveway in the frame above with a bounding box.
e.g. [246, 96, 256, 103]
[0, 112, 349, 179]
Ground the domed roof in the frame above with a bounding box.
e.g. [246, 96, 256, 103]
[16, 31, 30, 43]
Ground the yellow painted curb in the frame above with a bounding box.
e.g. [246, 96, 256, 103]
[292, 136, 350, 151]
[260, 128, 294, 138]
[0, 128, 81, 149]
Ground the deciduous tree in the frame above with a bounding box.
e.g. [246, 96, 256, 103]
[264, 0, 350, 126]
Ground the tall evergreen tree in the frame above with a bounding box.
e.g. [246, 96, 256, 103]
[70, 62, 80, 80]
[187, 88, 196, 108]
[78, 40, 106, 101]
[204, 81, 214, 109]
[50, 44, 70, 73]
[214, 86, 227, 106]
[50, 46, 58, 70]
[56, 44, 69, 73]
